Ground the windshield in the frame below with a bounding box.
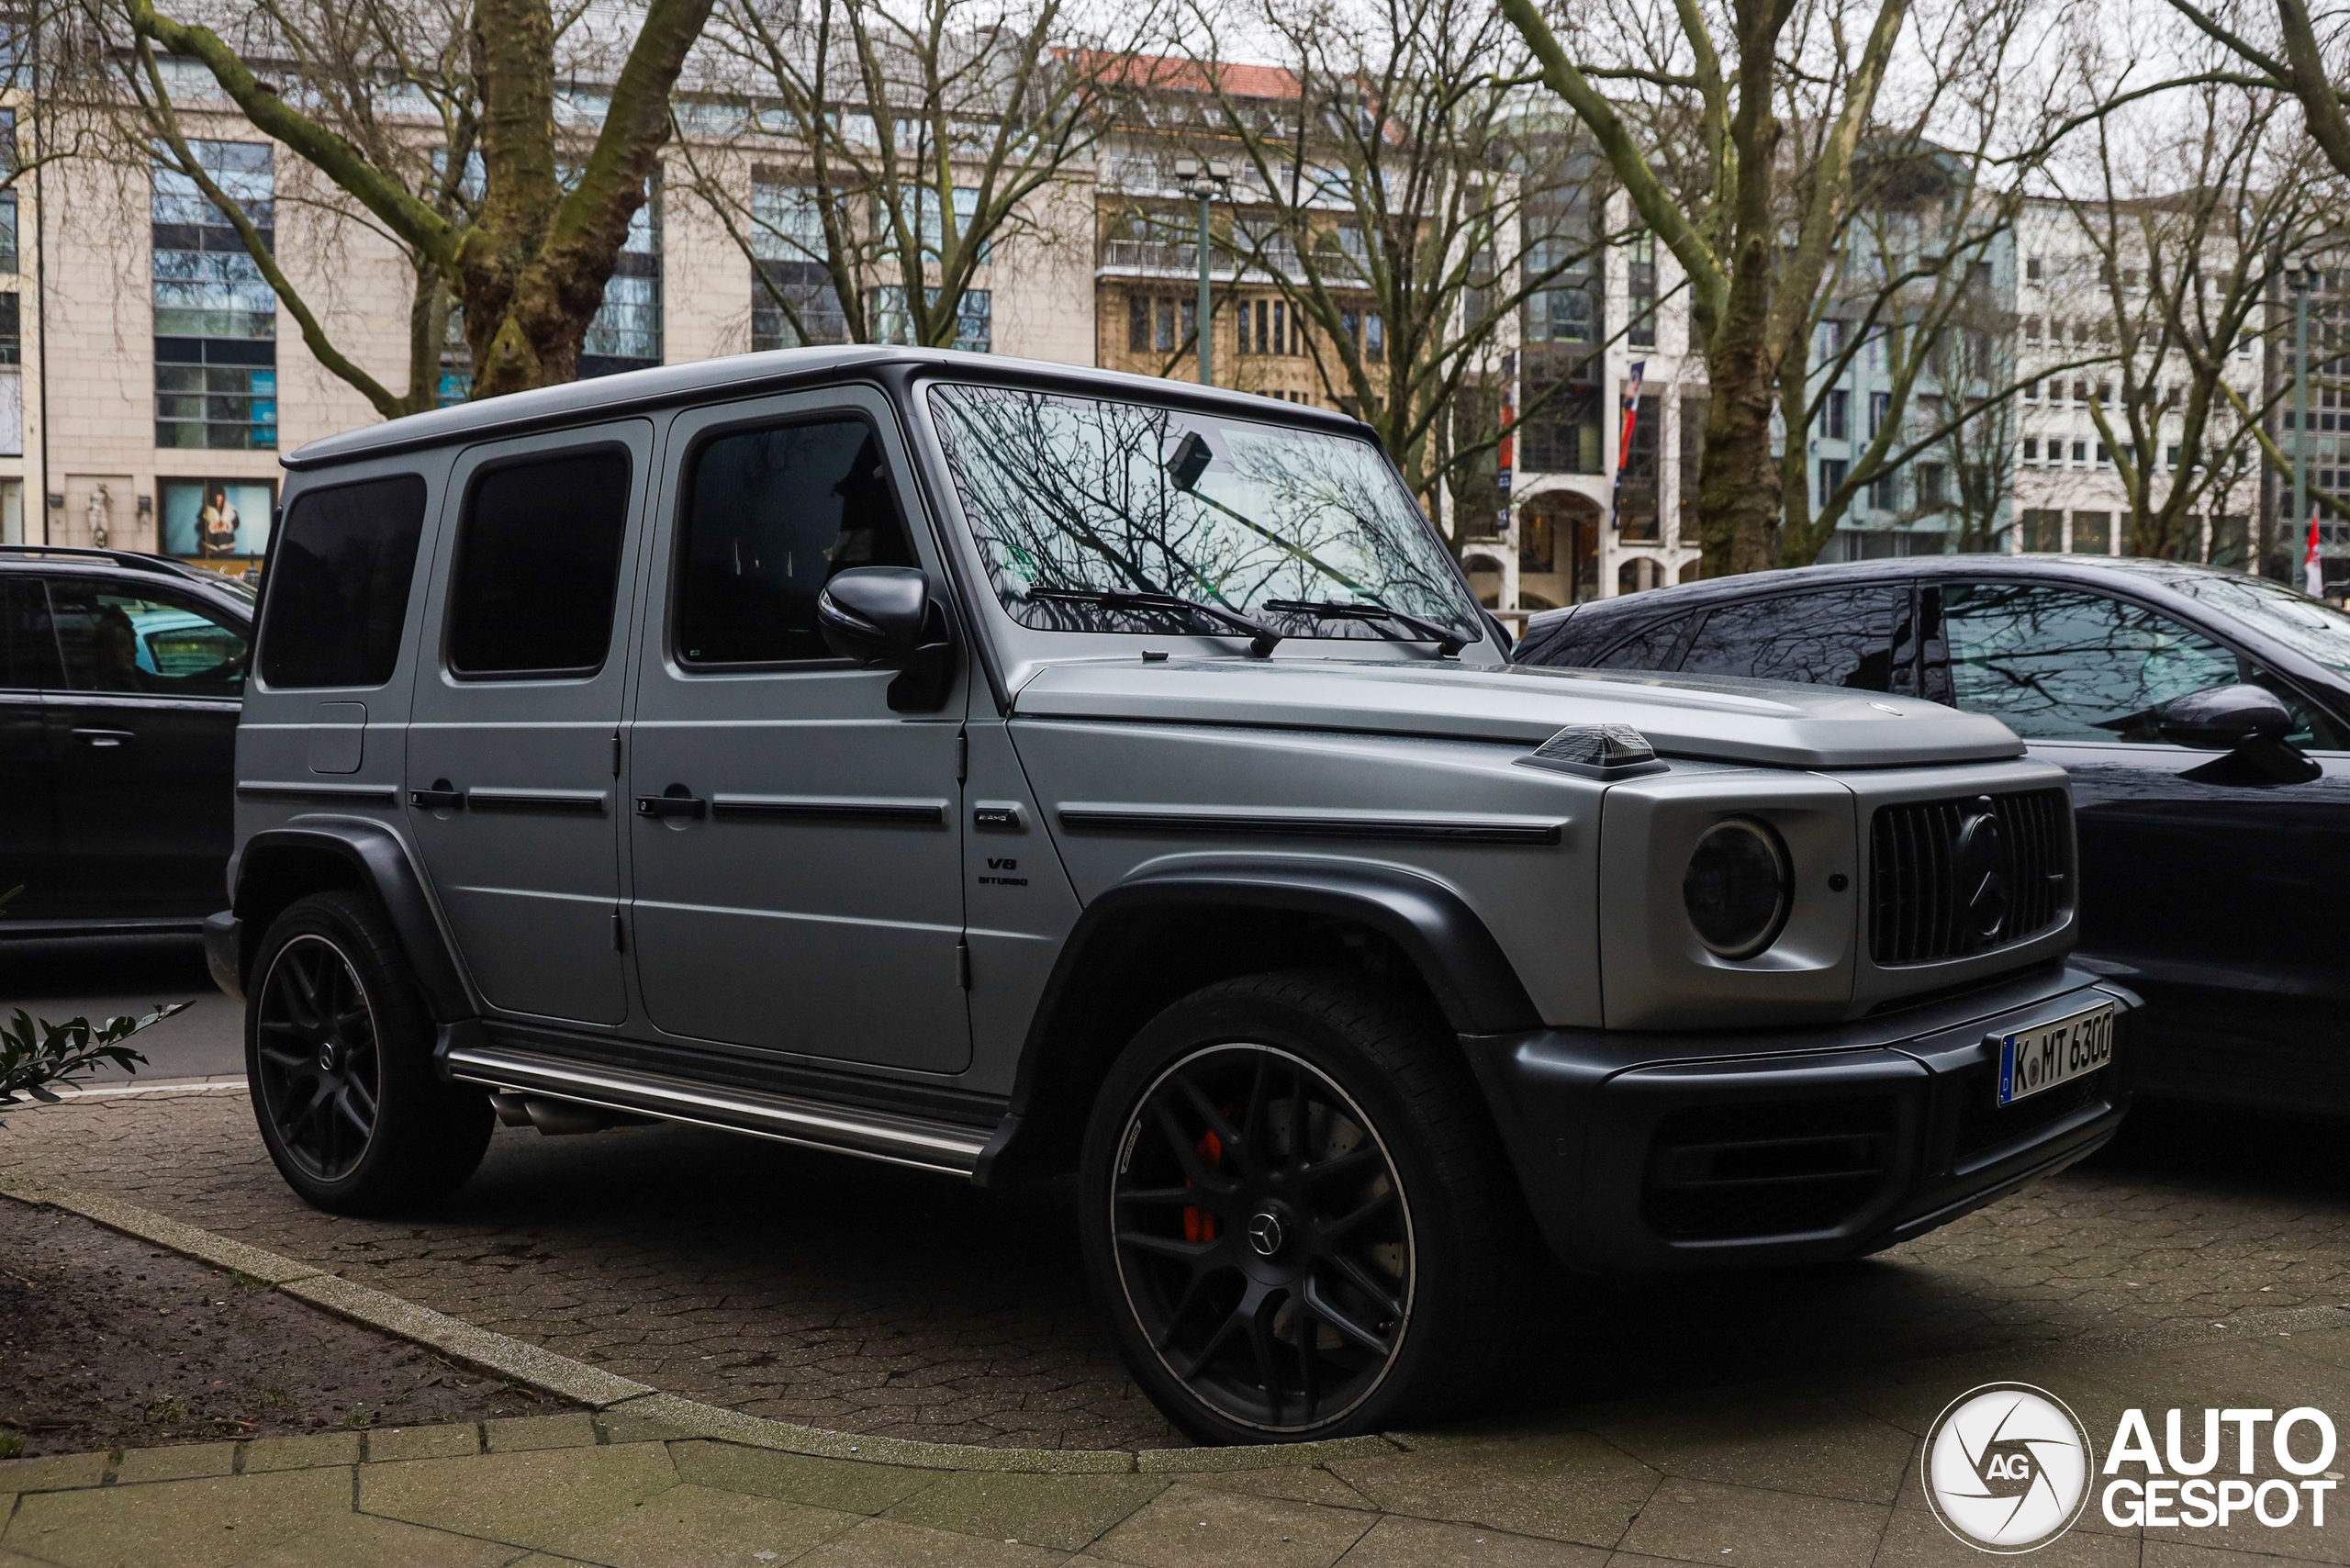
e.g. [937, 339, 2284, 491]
[2161, 571, 2350, 678]
[926, 384, 1484, 646]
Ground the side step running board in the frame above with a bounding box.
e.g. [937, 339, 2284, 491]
[442, 1044, 992, 1178]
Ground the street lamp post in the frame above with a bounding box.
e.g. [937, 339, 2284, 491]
[1172, 157, 1231, 388]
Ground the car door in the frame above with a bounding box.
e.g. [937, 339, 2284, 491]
[1928, 578, 2350, 1103]
[404, 425, 653, 1027]
[625, 388, 972, 1074]
[39, 573, 247, 920]
[0, 578, 62, 918]
[1671, 581, 1917, 692]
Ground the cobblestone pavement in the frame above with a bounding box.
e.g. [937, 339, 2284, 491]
[3, 1086, 2346, 1453]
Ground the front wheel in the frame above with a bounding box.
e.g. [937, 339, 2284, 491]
[246, 890, 492, 1214]
[1079, 970, 1528, 1444]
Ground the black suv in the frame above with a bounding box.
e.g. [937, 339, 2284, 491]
[0, 545, 254, 934]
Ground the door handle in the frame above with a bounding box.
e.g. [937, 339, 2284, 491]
[408, 778, 464, 811]
[635, 787, 708, 820]
[72, 729, 134, 748]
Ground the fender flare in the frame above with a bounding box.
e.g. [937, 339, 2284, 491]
[975, 857, 1541, 1184]
[230, 819, 476, 1024]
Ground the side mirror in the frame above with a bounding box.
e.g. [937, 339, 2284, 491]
[816, 566, 957, 712]
[2156, 683, 2294, 749]
[818, 566, 932, 668]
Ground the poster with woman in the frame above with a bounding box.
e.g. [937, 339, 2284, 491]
[161, 478, 274, 562]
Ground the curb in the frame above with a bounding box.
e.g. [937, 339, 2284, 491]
[0, 1173, 1404, 1475]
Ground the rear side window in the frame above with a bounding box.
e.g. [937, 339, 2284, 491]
[449, 450, 632, 678]
[258, 474, 427, 689]
[1591, 611, 1695, 671]
[676, 419, 915, 666]
[1677, 586, 1906, 689]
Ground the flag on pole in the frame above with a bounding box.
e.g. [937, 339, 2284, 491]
[1609, 361, 1647, 532]
[2308, 510, 2326, 599]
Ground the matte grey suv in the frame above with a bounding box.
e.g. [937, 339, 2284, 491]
[207, 349, 2132, 1444]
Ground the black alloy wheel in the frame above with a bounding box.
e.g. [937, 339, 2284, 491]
[245, 890, 492, 1214]
[1110, 1041, 1416, 1435]
[252, 933, 382, 1182]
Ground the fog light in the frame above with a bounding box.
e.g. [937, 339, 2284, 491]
[1684, 818, 1791, 958]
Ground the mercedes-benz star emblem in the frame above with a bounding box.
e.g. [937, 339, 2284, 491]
[1247, 1211, 1285, 1258]
[1952, 796, 2012, 944]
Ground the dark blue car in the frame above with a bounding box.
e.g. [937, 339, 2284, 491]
[1516, 555, 2350, 1115]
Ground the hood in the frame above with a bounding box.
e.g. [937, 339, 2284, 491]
[1011, 657, 2025, 769]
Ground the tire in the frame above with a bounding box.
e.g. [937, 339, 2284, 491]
[245, 890, 492, 1215]
[1079, 969, 1529, 1445]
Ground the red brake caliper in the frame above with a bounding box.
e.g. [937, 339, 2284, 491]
[1183, 1129, 1223, 1243]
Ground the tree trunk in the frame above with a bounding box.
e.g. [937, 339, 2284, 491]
[1696, 255, 1784, 576]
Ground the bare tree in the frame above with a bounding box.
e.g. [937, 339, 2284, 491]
[1500, 0, 2076, 574]
[2047, 80, 2322, 560]
[93, 0, 717, 400]
[1174, 0, 1608, 531]
[679, 0, 1151, 351]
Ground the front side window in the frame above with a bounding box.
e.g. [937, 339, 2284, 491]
[448, 451, 632, 678]
[49, 580, 247, 697]
[1942, 582, 2238, 741]
[927, 384, 1482, 645]
[259, 474, 426, 689]
[1676, 587, 1906, 689]
[1591, 611, 1695, 670]
[675, 419, 917, 666]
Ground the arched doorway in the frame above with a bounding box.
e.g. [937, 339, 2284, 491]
[1677, 558, 1702, 583]
[1518, 493, 1602, 604]
[1617, 556, 1665, 595]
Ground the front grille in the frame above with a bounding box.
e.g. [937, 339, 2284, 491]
[1643, 1096, 1899, 1241]
[1870, 789, 2069, 966]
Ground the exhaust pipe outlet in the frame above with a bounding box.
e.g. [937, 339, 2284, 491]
[488, 1092, 649, 1136]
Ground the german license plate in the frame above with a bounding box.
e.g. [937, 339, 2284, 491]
[1997, 1002, 2114, 1106]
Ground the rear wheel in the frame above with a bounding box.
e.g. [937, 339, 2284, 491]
[246, 890, 491, 1214]
[1080, 969, 1528, 1444]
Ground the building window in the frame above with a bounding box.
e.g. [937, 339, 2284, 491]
[160, 476, 274, 567]
[2072, 510, 2112, 554]
[582, 183, 662, 377]
[1626, 232, 1656, 348]
[2210, 513, 2249, 568]
[1867, 468, 1899, 510]
[869, 286, 990, 353]
[2022, 508, 2063, 551]
[2071, 441, 2087, 465]
[1521, 370, 1601, 474]
[1818, 457, 1849, 505]
[1523, 231, 1597, 344]
[151, 140, 276, 451]
[2022, 315, 2041, 343]
[2026, 255, 2043, 281]
[2022, 437, 2038, 463]
[1821, 389, 1849, 441]
[1916, 463, 1947, 507]
[1869, 391, 1890, 436]
[2166, 443, 2181, 469]
[748, 176, 846, 352]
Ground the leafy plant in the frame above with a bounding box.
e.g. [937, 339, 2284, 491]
[0, 1003, 189, 1126]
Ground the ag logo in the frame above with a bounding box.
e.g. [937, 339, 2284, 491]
[1923, 1383, 2094, 1553]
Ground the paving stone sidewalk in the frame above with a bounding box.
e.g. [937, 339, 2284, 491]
[6, 1087, 2350, 1456]
[7, 1317, 2350, 1568]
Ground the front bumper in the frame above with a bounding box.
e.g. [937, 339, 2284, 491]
[1461, 963, 2135, 1274]
[203, 910, 244, 1003]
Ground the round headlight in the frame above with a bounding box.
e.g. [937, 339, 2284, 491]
[1683, 818, 1792, 959]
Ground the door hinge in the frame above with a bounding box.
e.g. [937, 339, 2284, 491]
[956, 730, 968, 784]
[956, 936, 971, 991]
[611, 911, 626, 952]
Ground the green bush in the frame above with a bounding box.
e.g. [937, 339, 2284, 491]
[0, 1004, 188, 1126]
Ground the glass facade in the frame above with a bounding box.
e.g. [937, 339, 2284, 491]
[748, 179, 846, 350]
[152, 140, 275, 450]
[580, 185, 662, 378]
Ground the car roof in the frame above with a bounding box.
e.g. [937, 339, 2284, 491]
[1528, 554, 2288, 632]
[0, 546, 256, 617]
[286, 346, 1375, 470]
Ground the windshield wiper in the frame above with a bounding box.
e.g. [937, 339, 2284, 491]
[1262, 599, 1470, 657]
[1031, 587, 1282, 657]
